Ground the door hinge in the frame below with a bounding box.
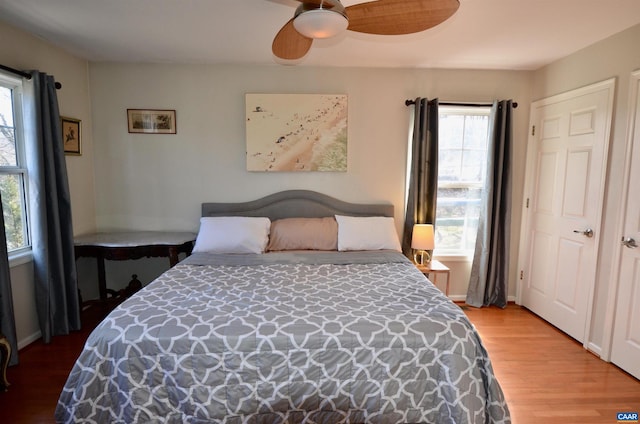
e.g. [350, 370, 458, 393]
[520, 270, 524, 280]
[531, 125, 536, 136]
[526, 198, 530, 208]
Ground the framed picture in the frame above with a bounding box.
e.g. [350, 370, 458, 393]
[245, 94, 348, 172]
[61, 116, 81, 155]
[127, 109, 176, 134]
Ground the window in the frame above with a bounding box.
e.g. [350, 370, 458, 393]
[435, 106, 490, 256]
[0, 72, 29, 255]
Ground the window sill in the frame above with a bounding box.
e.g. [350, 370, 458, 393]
[9, 249, 33, 268]
[433, 253, 473, 262]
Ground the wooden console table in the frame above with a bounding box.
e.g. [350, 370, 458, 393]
[74, 231, 196, 304]
[0, 333, 10, 391]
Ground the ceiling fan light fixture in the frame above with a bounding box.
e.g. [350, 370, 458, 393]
[293, 9, 348, 39]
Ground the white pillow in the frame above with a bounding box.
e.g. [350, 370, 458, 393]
[335, 215, 402, 252]
[192, 216, 271, 254]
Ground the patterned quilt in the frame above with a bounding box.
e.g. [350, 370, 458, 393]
[56, 251, 510, 423]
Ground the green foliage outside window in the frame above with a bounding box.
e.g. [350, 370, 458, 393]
[0, 83, 27, 252]
[0, 174, 24, 250]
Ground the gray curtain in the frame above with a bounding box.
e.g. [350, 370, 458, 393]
[0, 191, 19, 365]
[402, 98, 439, 256]
[24, 71, 80, 343]
[466, 100, 513, 308]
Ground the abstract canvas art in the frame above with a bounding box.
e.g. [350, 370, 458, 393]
[246, 94, 347, 172]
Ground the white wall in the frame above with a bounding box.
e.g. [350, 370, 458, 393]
[531, 24, 640, 353]
[2, 14, 638, 359]
[3, 7, 637, 356]
[88, 63, 533, 300]
[0, 21, 96, 347]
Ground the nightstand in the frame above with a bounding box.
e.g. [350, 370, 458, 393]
[416, 259, 450, 296]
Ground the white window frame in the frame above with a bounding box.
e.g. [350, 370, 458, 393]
[0, 71, 31, 266]
[434, 105, 491, 259]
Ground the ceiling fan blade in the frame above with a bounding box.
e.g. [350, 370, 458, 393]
[345, 0, 459, 35]
[272, 18, 314, 60]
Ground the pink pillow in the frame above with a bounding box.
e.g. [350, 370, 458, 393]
[267, 217, 338, 251]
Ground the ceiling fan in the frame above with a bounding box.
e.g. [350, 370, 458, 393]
[272, 0, 460, 60]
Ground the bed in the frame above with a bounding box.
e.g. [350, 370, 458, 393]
[56, 190, 510, 423]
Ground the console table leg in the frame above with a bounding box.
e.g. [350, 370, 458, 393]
[97, 255, 107, 302]
[0, 333, 11, 391]
[168, 247, 179, 267]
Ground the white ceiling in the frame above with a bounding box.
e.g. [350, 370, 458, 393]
[2, 0, 640, 71]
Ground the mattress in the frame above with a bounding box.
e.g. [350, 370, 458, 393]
[55, 251, 510, 423]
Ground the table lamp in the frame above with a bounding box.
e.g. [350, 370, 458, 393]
[411, 224, 434, 266]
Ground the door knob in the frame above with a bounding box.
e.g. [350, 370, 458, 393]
[573, 228, 594, 238]
[622, 237, 638, 249]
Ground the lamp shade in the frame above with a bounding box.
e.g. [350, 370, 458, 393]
[293, 9, 349, 39]
[411, 224, 435, 250]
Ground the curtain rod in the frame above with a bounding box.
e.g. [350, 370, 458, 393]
[0, 63, 62, 89]
[404, 99, 517, 108]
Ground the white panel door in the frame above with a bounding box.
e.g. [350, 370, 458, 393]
[611, 70, 640, 380]
[520, 79, 615, 343]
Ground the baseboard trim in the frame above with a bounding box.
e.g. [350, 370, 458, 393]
[448, 295, 518, 303]
[586, 341, 603, 358]
[448, 295, 466, 302]
[18, 331, 41, 350]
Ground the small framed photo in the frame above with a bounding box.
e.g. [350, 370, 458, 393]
[61, 116, 81, 155]
[127, 109, 176, 134]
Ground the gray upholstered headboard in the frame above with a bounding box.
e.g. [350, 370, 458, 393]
[201, 190, 394, 220]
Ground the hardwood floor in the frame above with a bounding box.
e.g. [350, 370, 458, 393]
[463, 304, 640, 423]
[0, 304, 108, 424]
[0, 303, 638, 423]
